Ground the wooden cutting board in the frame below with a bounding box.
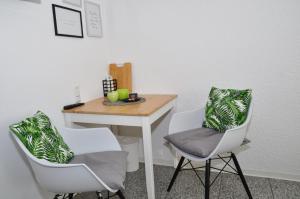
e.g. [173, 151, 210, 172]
[109, 63, 132, 92]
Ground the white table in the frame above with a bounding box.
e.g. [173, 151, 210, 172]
[63, 94, 177, 199]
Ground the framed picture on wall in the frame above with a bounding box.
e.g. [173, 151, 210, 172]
[52, 4, 84, 38]
[62, 0, 82, 8]
[84, 1, 103, 38]
[21, 0, 41, 3]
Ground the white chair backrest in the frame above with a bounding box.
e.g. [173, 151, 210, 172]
[169, 108, 205, 135]
[11, 131, 112, 194]
[11, 133, 59, 186]
[12, 133, 50, 165]
[210, 100, 253, 156]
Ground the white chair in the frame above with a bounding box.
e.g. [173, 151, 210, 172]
[12, 127, 126, 199]
[165, 102, 253, 199]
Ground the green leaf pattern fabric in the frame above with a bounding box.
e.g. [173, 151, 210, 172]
[203, 87, 252, 132]
[10, 111, 74, 163]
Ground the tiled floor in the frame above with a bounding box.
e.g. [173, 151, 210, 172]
[75, 164, 300, 199]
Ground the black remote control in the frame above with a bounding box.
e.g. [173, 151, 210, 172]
[63, 103, 85, 110]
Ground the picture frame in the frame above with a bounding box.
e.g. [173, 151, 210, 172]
[62, 0, 82, 8]
[52, 4, 84, 38]
[84, 1, 103, 38]
[21, 0, 41, 3]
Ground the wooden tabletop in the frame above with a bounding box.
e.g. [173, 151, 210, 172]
[63, 94, 177, 116]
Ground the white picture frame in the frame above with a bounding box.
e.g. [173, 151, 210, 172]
[84, 1, 103, 38]
[62, 0, 82, 8]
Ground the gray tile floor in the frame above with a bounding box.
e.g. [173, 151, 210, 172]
[75, 164, 300, 199]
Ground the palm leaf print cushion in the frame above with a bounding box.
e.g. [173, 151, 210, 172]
[202, 87, 252, 132]
[10, 111, 74, 163]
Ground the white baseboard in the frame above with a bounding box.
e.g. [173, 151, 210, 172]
[139, 158, 300, 182]
[139, 157, 174, 167]
[243, 169, 300, 182]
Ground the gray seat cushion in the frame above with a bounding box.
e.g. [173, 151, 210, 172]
[164, 128, 224, 158]
[70, 151, 128, 190]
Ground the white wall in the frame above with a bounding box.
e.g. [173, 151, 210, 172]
[106, 0, 300, 181]
[0, 0, 109, 198]
[1, 0, 299, 198]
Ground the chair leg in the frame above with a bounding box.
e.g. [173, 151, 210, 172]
[116, 190, 125, 199]
[205, 159, 211, 199]
[96, 191, 103, 199]
[167, 156, 185, 192]
[231, 153, 253, 199]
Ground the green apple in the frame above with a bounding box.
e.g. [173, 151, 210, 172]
[107, 91, 119, 102]
[117, 89, 129, 100]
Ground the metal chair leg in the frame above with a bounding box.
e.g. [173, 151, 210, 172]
[116, 190, 125, 199]
[205, 159, 211, 199]
[96, 191, 103, 199]
[167, 156, 185, 192]
[231, 153, 253, 199]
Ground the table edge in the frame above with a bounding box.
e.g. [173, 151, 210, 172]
[62, 94, 177, 116]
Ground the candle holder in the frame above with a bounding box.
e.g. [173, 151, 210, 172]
[102, 79, 117, 97]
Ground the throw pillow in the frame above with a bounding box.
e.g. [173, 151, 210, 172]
[202, 87, 252, 132]
[10, 111, 74, 163]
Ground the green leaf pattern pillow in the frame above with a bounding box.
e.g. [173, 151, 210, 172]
[10, 111, 74, 163]
[203, 87, 252, 132]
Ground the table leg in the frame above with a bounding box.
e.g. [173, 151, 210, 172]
[142, 117, 155, 199]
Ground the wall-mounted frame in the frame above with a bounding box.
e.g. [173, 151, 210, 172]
[52, 4, 83, 38]
[84, 1, 103, 38]
[21, 0, 41, 3]
[62, 0, 82, 8]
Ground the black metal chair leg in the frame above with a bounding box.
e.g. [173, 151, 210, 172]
[231, 153, 253, 199]
[96, 191, 103, 199]
[116, 190, 125, 199]
[205, 159, 211, 199]
[167, 156, 185, 192]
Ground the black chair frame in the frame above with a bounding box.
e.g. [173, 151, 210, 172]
[167, 152, 253, 199]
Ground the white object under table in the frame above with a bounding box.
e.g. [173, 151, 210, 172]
[63, 94, 177, 199]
